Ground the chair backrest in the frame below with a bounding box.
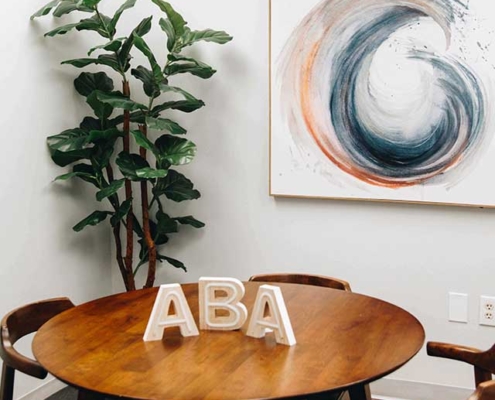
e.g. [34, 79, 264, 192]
[0, 297, 75, 379]
[248, 273, 352, 292]
[427, 342, 495, 387]
[469, 381, 495, 400]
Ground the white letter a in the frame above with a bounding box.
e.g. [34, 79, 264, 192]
[246, 285, 296, 346]
[143, 284, 199, 341]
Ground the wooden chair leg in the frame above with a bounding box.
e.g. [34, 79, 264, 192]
[0, 363, 15, 400]
[348, 384, 371, 400]
[474, 366, 493, 387]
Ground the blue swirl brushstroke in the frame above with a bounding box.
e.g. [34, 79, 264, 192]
[329, 6, 485, 180]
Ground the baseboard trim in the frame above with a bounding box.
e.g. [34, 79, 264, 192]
[17, 378, 66, 400]
[371, 377, 474, 400]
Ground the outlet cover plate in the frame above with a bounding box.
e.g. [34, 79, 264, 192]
[449, 292, 468, 323]
[479, 296, 495, 326]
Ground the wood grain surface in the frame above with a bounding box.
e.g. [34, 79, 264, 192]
[33, 282, 424, 400]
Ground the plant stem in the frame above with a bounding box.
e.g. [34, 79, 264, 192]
[106, 165, 135, 291]
[122, 80, 134, 286]
[139, 123, 157, 289]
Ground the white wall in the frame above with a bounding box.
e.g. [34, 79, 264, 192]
[0, 1, 113, 398]
[3, 0, 495, 398]
[128, 0, 495, 392]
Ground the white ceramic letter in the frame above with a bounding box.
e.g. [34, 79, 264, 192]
[143, 284, 199, 341]
[246, 284, 296, 346]
[199, 277, 248, 330]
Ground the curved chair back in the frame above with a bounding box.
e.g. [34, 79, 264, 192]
[248, 273, 352, 292]
[0, 297, 75, 400]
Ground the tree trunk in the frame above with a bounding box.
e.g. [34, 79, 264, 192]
[106, 164, 135, 292]
[122, 80, 135, 290]
[138, 123, 157, 289]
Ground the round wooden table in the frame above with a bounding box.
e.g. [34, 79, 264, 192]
[33, 282, 424, 400]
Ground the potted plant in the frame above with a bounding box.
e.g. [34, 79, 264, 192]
[31, 0, 232, 291]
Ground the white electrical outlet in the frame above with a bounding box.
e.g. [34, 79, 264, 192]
[479, 296, 495, 326]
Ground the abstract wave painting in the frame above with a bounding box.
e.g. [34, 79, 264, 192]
[270, 0, 495, 207]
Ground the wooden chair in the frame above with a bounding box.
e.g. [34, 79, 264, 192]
[469, 381, 495, 400]
[248, 273, 353, 400]
[0, 297, 75, 400]
[428, 341, 495, 400]
[427, 341, 495, 388]
[248, 272, 352, 292]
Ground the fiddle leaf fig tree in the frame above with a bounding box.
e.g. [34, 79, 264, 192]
[32, 0, 232, 291]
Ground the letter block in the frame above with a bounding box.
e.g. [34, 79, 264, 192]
[143, 284, 199, 341]
[199, 277, 248, 330]
[246, 284, 296, 346]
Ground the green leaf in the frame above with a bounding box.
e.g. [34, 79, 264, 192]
[88, 38, 125, 56]
[62, 54, 122, 72]
[156, 211, 178, 234]
[74, 72, 114, 97]
[130, 130, 157, 154]
[91, 141, 114, 170]
[31, 0, 61, 19]
[151, 99, 205, 115]
[118, 17, 153, 68]
[54, 164, 96, 183]
[153, 170, 200, 202]
[108, 110, 145, 127]
[80, 117, 101, 131]
[116, 152, 149, 181]
[109, 0, 137, 32]
[135, 167, 168, 179]
[155, 135, 196, 166]
[47, 128, 89, 153]
[55, 171, 81, 181]
[132, 215, 144, 238]
[71, 164, 100, 186]
[131, 66, 160, 98]
[76, 14, 113, 38]
[96, 179, 125, 201]
[146, 117, 186, 135]
[88, 128, 123, 142]
[96, 91, 147, 111]
[44, 23, 80, 37]
[52, 0, 92, 17]
[159, 84, 200, 102]
[151, 0, 186, 36]
[165, 54, 216, 79]
[51, 149, 93, 167]
[82, 0, 100, 7]
[157, 254, 186, 271]
[158, 18, 175, 52]
[132, 33, 163, 81]
[174, 216, 205, 228]
[73, 211, 112, 232]
[110, 198, 132, 226]
[152, 221, 169, 245]
[181, 28, 233, 48]
[87, 91, 114, 120]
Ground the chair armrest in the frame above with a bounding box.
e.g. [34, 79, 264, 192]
[427, 341, 495, 385]
[468, 381, 495, 400]
[427, 341, 482, 362]
[0, 327, 46, 379]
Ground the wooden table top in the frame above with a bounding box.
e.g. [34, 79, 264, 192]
[33, 282, 424, 400]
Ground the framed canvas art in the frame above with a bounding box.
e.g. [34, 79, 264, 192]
[270, 0, 495, 207]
